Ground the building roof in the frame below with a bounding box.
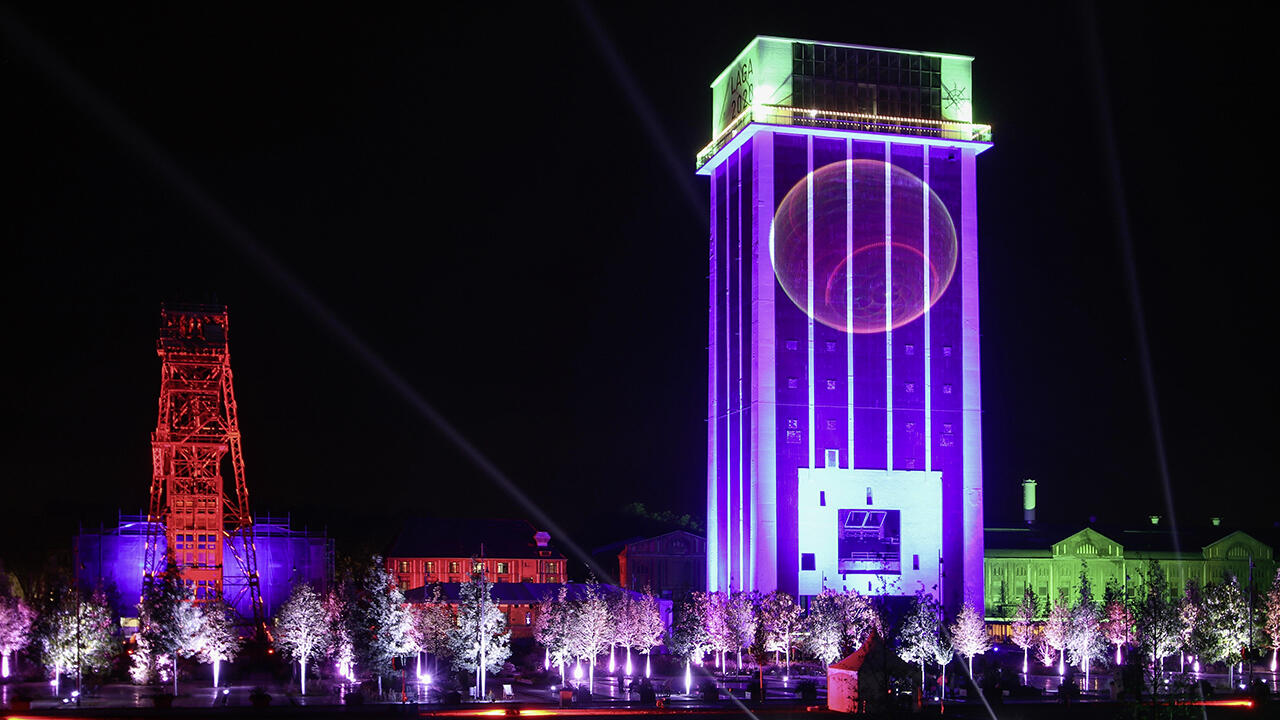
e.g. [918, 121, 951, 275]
[986, 523, 1275, 559]
[387, 518, 564, 560]
[403, 581, 649, 606]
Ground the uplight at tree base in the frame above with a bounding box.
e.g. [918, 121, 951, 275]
[770, 159, 957, 334]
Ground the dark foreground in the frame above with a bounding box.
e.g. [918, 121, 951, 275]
[2, 701, 1274, 720]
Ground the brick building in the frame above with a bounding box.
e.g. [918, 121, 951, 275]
[385, 518, 566, 590]
[617, 530, 706, 600]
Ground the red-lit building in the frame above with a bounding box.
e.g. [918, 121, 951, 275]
[385, 518, 567, 590]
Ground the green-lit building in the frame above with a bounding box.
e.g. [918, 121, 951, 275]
[983, 521, 1276, 622]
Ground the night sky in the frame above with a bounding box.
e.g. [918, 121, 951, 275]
[4, 3, 1276, 578]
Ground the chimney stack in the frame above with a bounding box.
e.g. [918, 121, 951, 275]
[1022, 479, 1037, 525]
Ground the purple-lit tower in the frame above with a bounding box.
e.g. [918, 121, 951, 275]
[698, 37, 992, 610]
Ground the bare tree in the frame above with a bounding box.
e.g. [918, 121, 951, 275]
[949, 601, 989, 676]
[274, 583, 329, 695]
[1010, 587, 1038, 674]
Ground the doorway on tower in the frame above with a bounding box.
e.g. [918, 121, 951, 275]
[836, 509, 901, 574]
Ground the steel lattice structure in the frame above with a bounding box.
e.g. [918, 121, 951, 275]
[143, 304, 263, 629]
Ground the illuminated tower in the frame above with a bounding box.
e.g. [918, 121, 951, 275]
[698, 38, 991, 610]
[144, 304, 263, 626]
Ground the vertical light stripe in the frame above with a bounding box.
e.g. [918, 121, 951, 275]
[845, 140, 854, 467]
[707, 165, 718, 592]
[736, 152, 744, 592]
[722, 164, 732, 592]
[806, 137, 816, 471]
[754, 132, 776, 593]
[884, 143, 893, 470]
[923, 149, 932, 472]
[960, 147, 984, 608]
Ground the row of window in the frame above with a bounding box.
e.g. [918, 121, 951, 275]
[173, 532, 218, 550]
[783, 339, 953, 357]
[784, 376, 954, 394]
[395, 560, 561, 575]
[798, 552, 922, 572]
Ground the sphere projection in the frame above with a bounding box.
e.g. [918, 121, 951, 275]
[769, 159, 957, 334]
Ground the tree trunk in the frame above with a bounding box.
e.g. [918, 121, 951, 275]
[173, 655, 178, 697]
[301, 658, 307, 696]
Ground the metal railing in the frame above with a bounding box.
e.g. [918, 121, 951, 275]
[696, 104, 993, 169]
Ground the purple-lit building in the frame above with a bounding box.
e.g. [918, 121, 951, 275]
[698, 37, 992, 610]
[76, 512, 332, 627]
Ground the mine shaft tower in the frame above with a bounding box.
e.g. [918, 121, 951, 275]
[143, 304, 263, 627]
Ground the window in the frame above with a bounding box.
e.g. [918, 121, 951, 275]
[913, 554, 920, 570]
[787, 377, 799, 389]
[425, 561, 435, 573]
[905, 382, 915, 393]
[449, 561, 461, 573]
[942, 346, 952, 357]
[819, 491, 826, 506]
[825, 418, 838, 431]
[942, 423, 953, 434]
[545, 562, 558, 573]
[398, 560, 410, 573]
[785, 430, 802, 444]
[785, 339, 799, 351]
[496, 562, 509, 574]
[943, 384, 953, 394]
[473, 561, 485, 573]
[525, 612, 532, 626]
[824, 340, 837, 352]
[786, 418, 799, 430]
[904, 344, 915, 356]
[866, 487, 873, 504]
[801, 553, 816, 571]
[825, 379, 837, 390]
[825, 448, 839, 468]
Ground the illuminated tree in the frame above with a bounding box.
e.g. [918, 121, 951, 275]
[606, 590, 635, 674]
[1133, 560, 1181, 696]
[725, 590, 758, 669]
[896, 589, 943, 690]
[1098, 581, 1132, 666]
[949, 601, 989, 676]
[931, 624, 954, 695]
[275, 583, 329, 695]
[0, 594, 36, 679]
[667, 591, 710, 664]
[136, 562, 205, 694]
[803, 588, 881, 665]
[37, 588, 115, 694]
[197, 599, 241, 688]
[1034, 636, 1055, 668]
[1065, 570, 1103, 675]
[533, 585, 572, 678]
[1263, 569, 1280, 673]
[1010, 587, 1038, 673]
[760, 590, 801, 673]
[1199, 574, 1249, 687]
[1178, 578, 1204, 672]
[1042, 591, 1071, 674]
[323, 587, 354, 681]
[410, 584, 454, 676]
[449, 568, 511, 698]
[629, 587, 665, 677]
[344, 556, 413, 691]
[565, 579, 609, 691]
[703, 591, 732, 669]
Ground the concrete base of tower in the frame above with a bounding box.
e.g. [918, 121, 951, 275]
[796, 468, 943, 600]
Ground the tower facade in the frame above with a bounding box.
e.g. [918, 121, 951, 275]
[698, 37, 991, 610]
[144, 304, 263, 625]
